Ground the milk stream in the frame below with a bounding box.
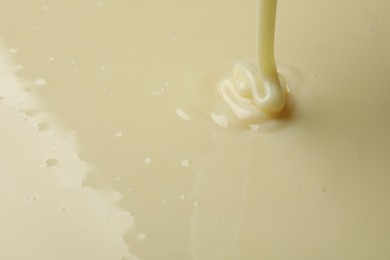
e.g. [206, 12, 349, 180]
[218, 0, 286, 127]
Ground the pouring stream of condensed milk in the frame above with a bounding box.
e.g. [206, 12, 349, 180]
[218, 0, 286, 123]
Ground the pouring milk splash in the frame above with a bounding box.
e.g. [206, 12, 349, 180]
[217, 0, 286, 125]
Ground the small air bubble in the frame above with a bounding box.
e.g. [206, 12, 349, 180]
[38, 122, 49, 131]
[152, 87, 166, 95]
[9, 48, 18, 53]
[27, 195, 40, 203]
[162, 200, 167, 204]
[115, 177, 121, 181]
[179, 194, 187, 200]
[45, 159, 58, 167]
[35, 78, 46, 85]
[25, 110, 36, 117]
[59, 205, 68, 213]
[115, 131, 124, 138]
[144, 157, 152, 164]
[193, 201, 200, 207]
[42, 5, 48, 10]
[49, 57, 55, 61]
[181, 159, 191, 167]
[137, 233, 146, 241]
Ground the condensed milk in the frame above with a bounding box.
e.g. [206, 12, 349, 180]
[0, 0, 390, 259]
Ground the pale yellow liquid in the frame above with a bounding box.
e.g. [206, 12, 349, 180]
[1, 1, 390, 260]
[218, 0, 285, 124]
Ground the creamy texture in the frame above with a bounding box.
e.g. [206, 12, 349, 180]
[0, 45, 137, 260]
[1, 0, 390, 260]
[218, 0, 285, 127]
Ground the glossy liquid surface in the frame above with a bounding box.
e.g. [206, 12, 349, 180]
[218, 0, 285, 125]
[1, 0, 390, 259]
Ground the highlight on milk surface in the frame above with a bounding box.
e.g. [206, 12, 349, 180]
[0, 42, 139, 260]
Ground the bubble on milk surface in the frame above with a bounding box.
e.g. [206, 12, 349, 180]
[144, 157, 152, 164]
[115, 131, 124, 138]
[38, 122, 49, 131]
[181, 159, 191, 167]
[35, 78, 46, 85]
[45, 158, 58, 167]
[137, 233, 146, 241]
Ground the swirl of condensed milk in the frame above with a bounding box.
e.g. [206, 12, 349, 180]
[218, 0, 286, 124]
